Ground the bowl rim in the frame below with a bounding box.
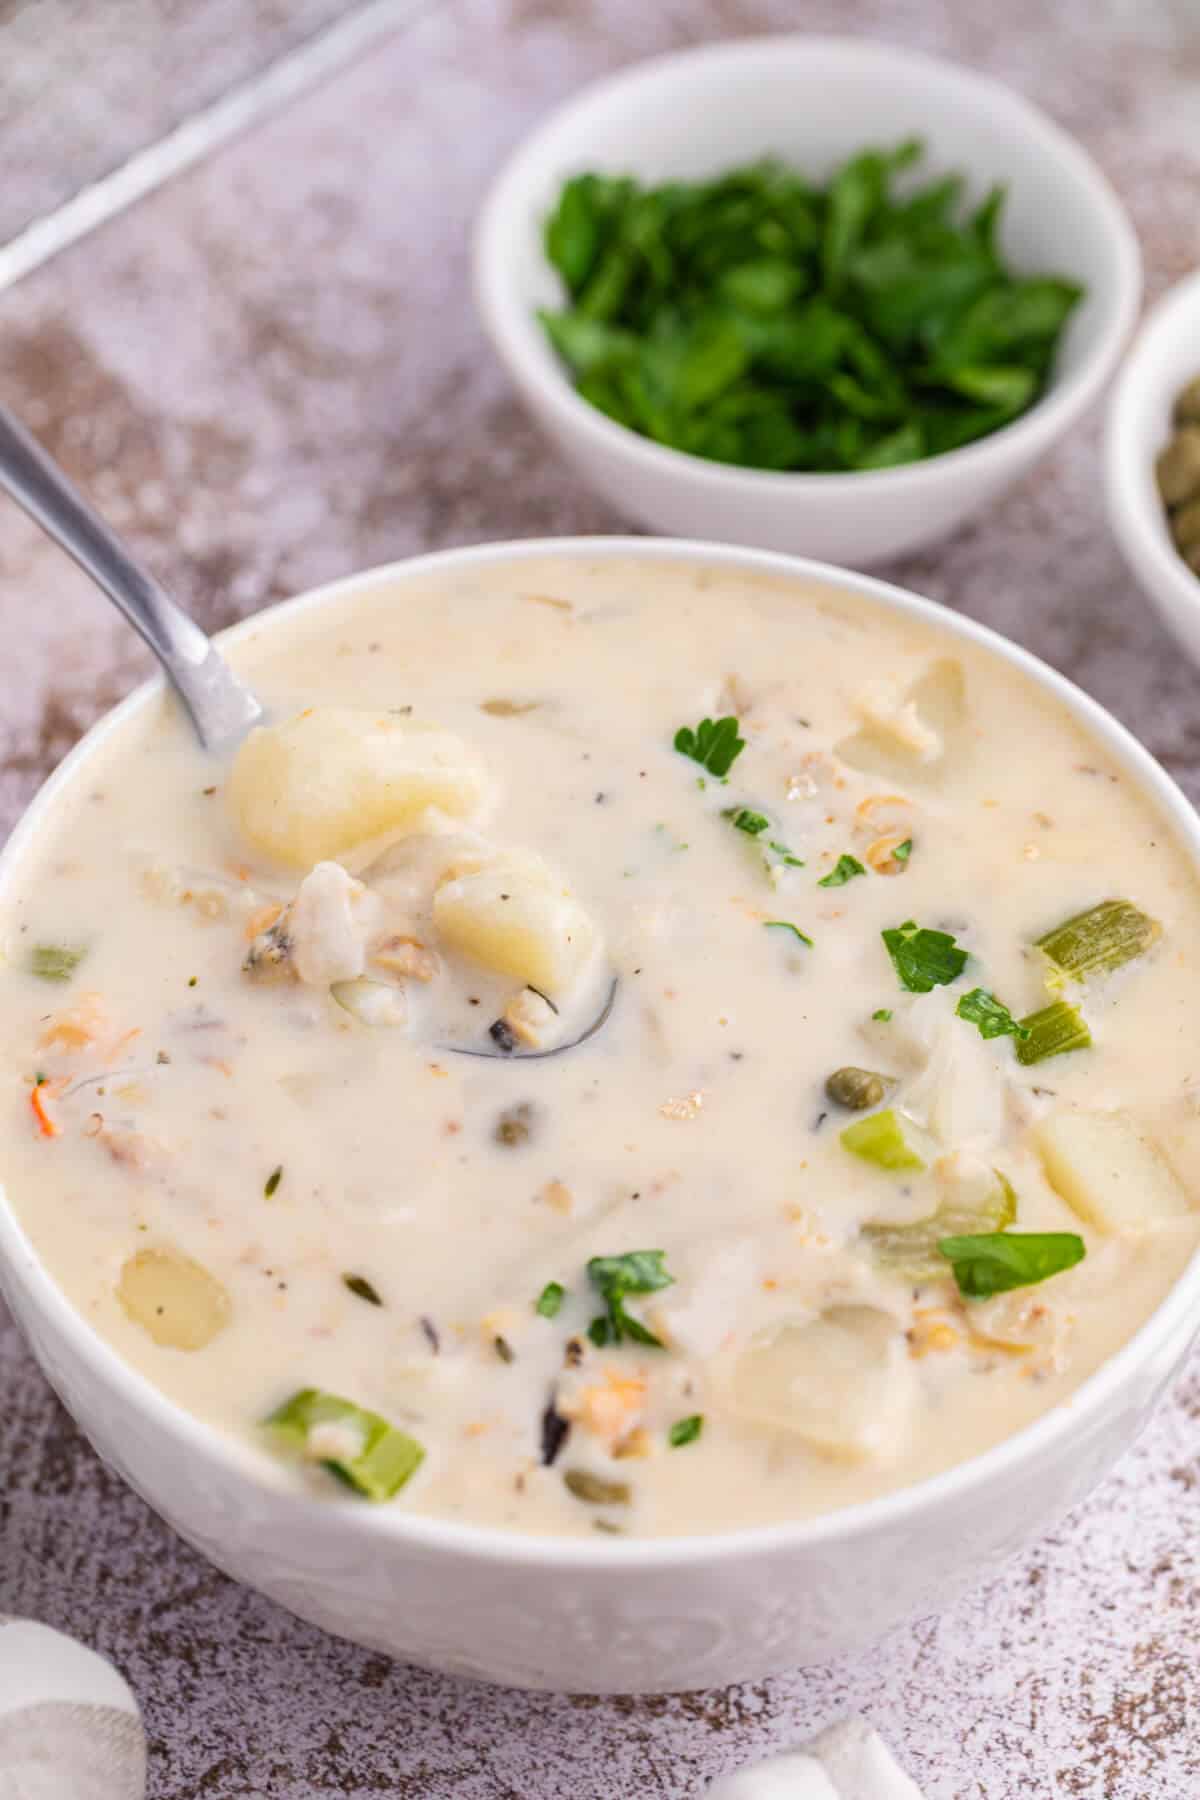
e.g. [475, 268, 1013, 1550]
[1105, 265, 1200, 636]
[474, 33, 1143, 495]
[3, 533, 1198, 1572]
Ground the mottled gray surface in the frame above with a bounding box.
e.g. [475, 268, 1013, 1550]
[1, 2, 1200, 1795]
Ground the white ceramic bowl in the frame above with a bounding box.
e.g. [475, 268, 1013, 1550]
[475, 37, 1141, 566]
[3, 538, 1198, 1696]
[1106, 268, 1200, 662]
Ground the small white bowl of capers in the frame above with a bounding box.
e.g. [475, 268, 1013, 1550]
[1106, 267, 1200, 663]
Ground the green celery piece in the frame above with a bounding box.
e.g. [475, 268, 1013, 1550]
[864, 1171, 1017, 1280]
[1036, 899, 1160, 987]
[30, 943, 86, 982]
[840, 1106, 926, 1173]
[938, 1230, 1085, 1299]
[1015, 1000, 1091, 1066]
[265, 1388, 424, 1502]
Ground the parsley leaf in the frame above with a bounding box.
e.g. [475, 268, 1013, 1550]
[724, 805, 769, 835]
[882, 919, 967, 992]
[872, 1008, 893, 1022]
[669, 1414, 704, 1448]
[764, 920, 813, 947]
[956, 987, 1031, 1042]
[586, 1250, 674, 1348]
[893, 838, 913, 863]
[535, 1281, 566, 1319]
[674, 715, 745, 778]
[818, 853, 867, 888]
[938, 1231, 1085, 1298]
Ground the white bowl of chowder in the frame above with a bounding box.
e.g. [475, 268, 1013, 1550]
[1, 538, 1199, 1695]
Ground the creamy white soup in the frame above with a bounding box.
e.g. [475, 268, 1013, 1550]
[3, 556, 1199, 1539]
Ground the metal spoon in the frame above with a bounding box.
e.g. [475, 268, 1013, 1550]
[0, 402, 261, 751]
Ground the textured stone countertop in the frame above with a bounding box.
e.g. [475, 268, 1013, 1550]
[2, 2, 1200, 1794]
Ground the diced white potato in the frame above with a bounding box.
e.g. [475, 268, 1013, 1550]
[836, 658, 965, 780]
[118, 1248, 231, 1350]
[229, 708, 487, 867]
[433, 849, 599, 996]
[1033, 1110, 1192, 1234]
[289, 861, 382, 986]
[729, 1306, 913, 1463]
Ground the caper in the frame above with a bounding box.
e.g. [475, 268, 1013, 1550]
[1156, 428, 1200, 509]
[1174, 375, 1200, 428]
[563, 1468, 630, 1506]
[495, 1102, 534, 1146]
[824, 1066, 890, 1110]
[1172, 496, 1200, 553]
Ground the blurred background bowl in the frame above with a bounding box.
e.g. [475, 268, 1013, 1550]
[475, 35, 1141, 566]
[1106, 267, 1200, 662]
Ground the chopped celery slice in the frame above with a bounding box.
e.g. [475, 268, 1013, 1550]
[1036, 899, 1159, 987]
[1015, 1000, 1091, 1066]
[265, 1387, 424, 1502]
[864, 1171, 1016, 1280]
[840, 1106, 926, 1172]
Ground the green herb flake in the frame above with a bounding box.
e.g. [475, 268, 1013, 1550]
[882, 919, 968, 993]
[938, 1230, 1085, 1299]
[264, 1165, 283, 1198]
[343, 1273, 383, 1306]
[818, 854, 867, 888]
[764, 920, 814, 948]
[586, 1249, 674, 1348]
[893, 838, 913, 863]
[669, 1414, 704, 1448]
[872, 1008, 893, 1022]
[535, 1280, 566, 1319]
[30, 944, 86, 983]
[724, 805, 770, 836]
[956, 987, 1031, 1042]
[674, 715, 745, 778]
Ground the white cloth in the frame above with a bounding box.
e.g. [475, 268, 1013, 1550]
[0, 1618, 146, 1800]
[706, 1716, 923, 1800]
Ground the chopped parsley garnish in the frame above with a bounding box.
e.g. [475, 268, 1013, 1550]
[343, 1273, 383, 1306]
[264, 1165, 283, 1198]
[669, 1414, 704, 1448]
[535, 1280, 566, 1319]
[956, 987, 1030, 1042]
[818, 854, 866, 888]
[673, 715, 745, 778]
[724, 805, 770, 836]
[764, 920, 813, 947]
[30, 943, 86, 983]
[882, 919, 968, 992]
[872, 1008, 893, 1022]
[586, 1250, 674, 1348]
[893, 838, 913, 863]
[938, 1230, 1085, 1298]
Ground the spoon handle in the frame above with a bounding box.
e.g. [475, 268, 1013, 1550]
[0, 403, 261, 751]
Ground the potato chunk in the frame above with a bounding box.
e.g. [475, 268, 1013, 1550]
[729, 1306, 912, 1463]
[433, 850, 599, 996]
[118, 1248, 231, 1350]
[229, 708, 487, 867]
[1033, 1111, 1192, 1234]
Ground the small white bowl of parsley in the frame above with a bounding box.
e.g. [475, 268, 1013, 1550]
[475, 36, 1140, 564]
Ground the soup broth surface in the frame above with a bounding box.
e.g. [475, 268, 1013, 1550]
[2, 555, 1197, 1537]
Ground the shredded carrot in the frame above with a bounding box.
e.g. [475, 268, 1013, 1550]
[30, 1082, 60, 1138]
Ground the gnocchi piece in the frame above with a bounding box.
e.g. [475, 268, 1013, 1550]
[229, 708, 487, 867]
[433, 850, 599, 996]
[729, 1306, 913, 1463]
[117, 1248, 231, 1350]
[1033, 1110, 1192, 1234]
